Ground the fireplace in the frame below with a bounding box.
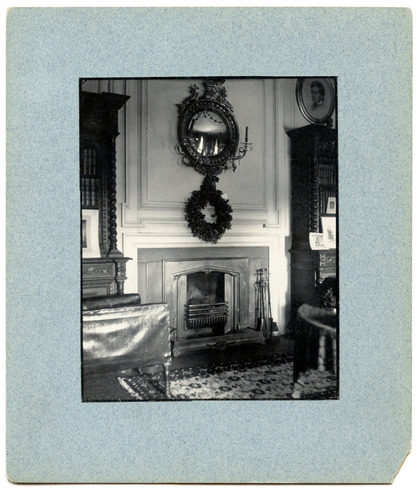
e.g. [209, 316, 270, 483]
[185, 270, 229, 335]
[170, 264, 242, 339]
[138, 247, 270, 356]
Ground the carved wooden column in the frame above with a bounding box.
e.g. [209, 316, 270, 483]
[80, 91, 131, 297]
[106, 136, 120, 258]
[287, 124, 338, 317]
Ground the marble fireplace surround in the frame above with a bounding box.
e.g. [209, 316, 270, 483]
[137, 246, 269, 336]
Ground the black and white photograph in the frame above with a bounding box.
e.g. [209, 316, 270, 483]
[80, 77, 338, 402]
[5, 3, 414, 488]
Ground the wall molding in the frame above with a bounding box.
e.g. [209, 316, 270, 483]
[114, 79, 293, 330]
[121, 79, 282, 228]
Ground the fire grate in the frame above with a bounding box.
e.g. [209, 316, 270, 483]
[185, 302, 229, 330]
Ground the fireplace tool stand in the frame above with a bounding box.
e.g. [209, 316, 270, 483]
[255, 268, 278, 338]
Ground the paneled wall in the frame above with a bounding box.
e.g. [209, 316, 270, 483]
[81, 77, 303, 332]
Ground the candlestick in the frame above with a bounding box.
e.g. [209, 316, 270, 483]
[245, 126, 249, 143]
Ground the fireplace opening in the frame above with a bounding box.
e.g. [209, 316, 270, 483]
[168, 264, 242, 341]
[159, 253, 268, 355]
[156, 252, 270, 356]
[186, 271, 228, 337]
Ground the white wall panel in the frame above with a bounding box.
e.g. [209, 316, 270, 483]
[81, 77, 295, 330]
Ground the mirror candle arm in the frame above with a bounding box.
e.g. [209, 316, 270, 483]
[230, 127, 252, 172]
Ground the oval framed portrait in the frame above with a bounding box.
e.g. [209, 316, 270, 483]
[296, 78, 336, 125]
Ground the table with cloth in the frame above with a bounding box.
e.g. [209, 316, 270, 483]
[82, 297, 171, 398]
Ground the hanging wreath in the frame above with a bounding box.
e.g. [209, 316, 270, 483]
[185, 176, 233, 244]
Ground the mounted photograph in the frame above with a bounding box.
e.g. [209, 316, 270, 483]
[80, 77, 338, 402]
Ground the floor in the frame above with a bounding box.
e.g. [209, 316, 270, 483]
[82, 334, 295, 402]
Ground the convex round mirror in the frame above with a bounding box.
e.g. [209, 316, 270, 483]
[189, 110, 228, 157]
[177, 81, 239, 175]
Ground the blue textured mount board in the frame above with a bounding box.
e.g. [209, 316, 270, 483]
[6, 8, 412, 483]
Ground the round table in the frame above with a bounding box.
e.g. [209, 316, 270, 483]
[292, 303, 337, 398]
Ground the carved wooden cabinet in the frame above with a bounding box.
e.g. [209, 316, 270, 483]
[80, 91, 130, 297]
[287, 124, 338, 314]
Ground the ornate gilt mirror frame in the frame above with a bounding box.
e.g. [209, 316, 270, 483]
[176, 79, 239, 176]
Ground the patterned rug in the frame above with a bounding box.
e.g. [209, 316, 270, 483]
[117, 353, 338, 400]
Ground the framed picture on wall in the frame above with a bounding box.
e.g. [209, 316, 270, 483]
[81, 209, 101, 258]
[326, 196, 337, 214]
[309, 232, 330, 250]
[296, 77, 336, 125]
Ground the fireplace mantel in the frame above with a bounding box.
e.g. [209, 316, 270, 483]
[121, 233, 289, 334]
[133, 246, 272, 355]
